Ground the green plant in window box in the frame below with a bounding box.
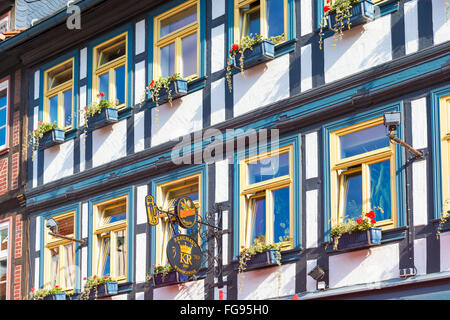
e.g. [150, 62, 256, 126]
[329, 209, 379, 250]
[226, 33, 285, 93]
[436, 200, 450, 239]
[28, 286, 68, 300]
[79, 275, 117, 300]
[28, 121, 63, 157]
[144, 73, 183, 108]
[319, 0, 361, 50]
[82, 92, 118, 127]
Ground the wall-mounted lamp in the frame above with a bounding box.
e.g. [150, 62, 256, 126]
[308, 265, 325, 281]
[383, 112, 424, 159]
[45, 218, 86, 245]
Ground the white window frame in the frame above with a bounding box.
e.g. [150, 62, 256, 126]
[0, 221, 10, 300]
[0, 80, 8, 152]
[0, 16, 9, 33]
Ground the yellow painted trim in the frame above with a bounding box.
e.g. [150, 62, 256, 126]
[440, 95, 450, 212]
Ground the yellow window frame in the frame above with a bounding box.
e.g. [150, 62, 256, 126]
[92, 195, 128, 283]
[43, 211, 76, 291]
[155, 173, 202, 266]
[234, 0, 288, 43]
[239, 145, 294, 250]
[440, 94, 450, 211]
[43, 59, 75, 130]
[329, 116, 397, 230]
[153, 0, 200, 81]
[92, 32, 128, 110]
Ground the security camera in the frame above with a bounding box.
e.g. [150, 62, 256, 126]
[45, 218, 58, 234]
[384, 112, 401, 132]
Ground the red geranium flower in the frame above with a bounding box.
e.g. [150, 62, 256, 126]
[149, 80, 155, 88]
[83, 277, 87, 280]
[371, 219, 377, 224]
[55, 285, 59, 288]
[365, 211, 376, 219]
[93, 275, 97, 279]
[97, 92, 105, 98]
[232, 44, 239, 51]
[356, 218, 363, 225]
[324, 5, 330, 13]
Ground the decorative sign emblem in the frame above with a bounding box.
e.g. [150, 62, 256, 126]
[175, 197, 198, 229]
[145, 195, 160, 226]
[167, 235, 202, 276]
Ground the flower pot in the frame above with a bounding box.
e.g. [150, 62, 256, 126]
[327, 0, 374, 32]
[239, 249, 281, 271]
[43, 292, 67, 300]
[87, 282, 118, 299]
[151, 79, 188, 106]
[1, 242, 7, 251]
[334, 227, 382, 252]
[86, 107, 119, 130]
[38, 128, 65, 149]
[232, 40, 275, 70]
[152, 270, 188, 287]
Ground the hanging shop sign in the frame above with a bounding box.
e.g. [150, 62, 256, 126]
[145, 195, 160, 226]
[174, 197, 198, 229]
[167, 234, 202, 276]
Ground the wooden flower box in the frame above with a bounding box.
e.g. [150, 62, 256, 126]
[334, 227, 382, 252]
[86, 107, 118, 130]
[232, 40, 275, 70]
[240, 249, 280, 271]
[38, 128, 65, 149]
[88, 282, 118, 300]
[327, 0, 374, 32]
[43, 292, 67, 300]
[150, 79, 188, 106]
[152, 271, 188, 287]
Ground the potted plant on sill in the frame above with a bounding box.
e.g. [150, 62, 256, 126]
[147, 264, 188, 287]
[31, 121, 65, 151]
[79, 275, 118, 300]
[329, 210, 382, 251]
[436, 199, 450, 239]
[28, 286, 67, 300]
[238, 235, 282, 274]
[83, 92, 119, 130]
[145, 73, 188, 108]
[226, 33, 284, 93]
[319, 0, 375, 49]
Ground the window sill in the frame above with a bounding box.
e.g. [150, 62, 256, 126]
[324, 226, 407, 254]
[0, 147, 9, 156]
[231, 247, 302, 272]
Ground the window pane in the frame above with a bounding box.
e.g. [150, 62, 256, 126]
[0, 229, 7, 252]
[115, 66, 126, 105]
[248, 152, 289, 184]
[342, 171, 363, 221]
[0, 107, 5, 127]
[100, 203, 126, 225]
[241, 3, 260, 37]
[160, 43, 175, 78]
[273, 187, 290, 243]
[99, 73, 109, 101]
[114, 230, 126, 278]
[50, 247, 60, 288]
[100, 237, 111, 277]
[369, 160, 392, 221]
[99, 41, 126, 67]
[340, 124, 389, 159]
[0, 93, 6, 108]
[63, 244, 74, 288]
[181, 33, 197, 78]
[63, 89, 72, 127]
[49, 95, 58, 126]
[0, 128, 5, 147]
[266, 0, 284, 38]
[0, 260, 6, 300]
[160, 5, 197, 38]
[48, 63, 72, 90]
[55, 215, 74, 237]
[251, 197, 266, 244]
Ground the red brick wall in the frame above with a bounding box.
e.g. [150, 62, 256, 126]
[13, 265, 21, 300]
[0, 157, 7, 195]
[12, 111, 19, 147]
[11, 152, 18, 190]
[15, 215, 22, 259]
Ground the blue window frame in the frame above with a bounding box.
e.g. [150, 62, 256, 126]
[0, 79, 8, 151]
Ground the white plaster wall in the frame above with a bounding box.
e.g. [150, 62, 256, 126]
[153, 279, 205, 300]
[411, 97, 428, 149]
[135, 61, 146, 106]
[306, 190, 318, 249]
[233, 54, 290, 117]
[215, 159, 229, 203]
[301, 44, 313, 92]
[214, 285, 227, 300]
[135, 233, 147, 284]
[301, 0, 313, 36]
[80, 47, 87, 80]
[135, 20, 146, 56]
[329, 243, 400, 288]
[32, 106, 38, 188]
[79, 133, 86, 172]
[135, 292, 145, 300]
[440, 231, 450, 271]
[34, 71, 39, 100]
[222, 210, 229, 266]
[324, 15, 392, 84]
[151, 89, 203, 147]
[306, 259, 318, 292]
[237, 263, 296, 300]
[211, 25, 225, 74]
[34, 216, 40, 289]
[79, 85, 87, 127]
[212, 0, 225, 19]
[136, 185, 149, 225]
[81, 246, 87, 290]
[34, 257, 40, 289]
[412, 160, 428, 226]
[43, 139, 74, 184]
[433, 0, 450, 45]
[92, 119, 127, 167]
[211, 78, 226, 126]
[305, 131, 318, 179]
[82, 202, 88, 238]
[414, 238, 427, 275]
[404, 0, 419, 55]
[134, 110, 145, 153]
